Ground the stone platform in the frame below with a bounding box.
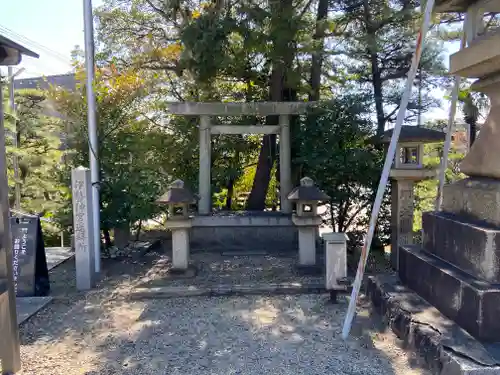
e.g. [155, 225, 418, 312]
[422, 211, 500, 283]
[442, 178, 500, 227]
[367, 274, 500, 374]
[396, 178, 500, 343]
[190, 211, 299, 253]
[399, 244, 500, 342]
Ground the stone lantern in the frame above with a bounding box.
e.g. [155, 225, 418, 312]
[287, 177, 330, 268]
[156, 179, 196, 271]
[376, 126, 445, 269]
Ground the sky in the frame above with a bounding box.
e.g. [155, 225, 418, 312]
[0, 1, 460, 122]
[0, 0, 102, 78]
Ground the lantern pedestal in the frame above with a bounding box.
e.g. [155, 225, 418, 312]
[287, 177, 330, 271]
[292, 215, 322, 267]
[165, 219, 192, 272]
[155, 179, 196, 273]
[389, 169, 437, 270]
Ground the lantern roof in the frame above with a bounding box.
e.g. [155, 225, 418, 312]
[156, 180, 197, 204]
[373, 126, 445, 144]
[287, 177, 330, 202]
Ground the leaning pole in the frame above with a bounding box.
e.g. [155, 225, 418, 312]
[341, 0, 437, 339]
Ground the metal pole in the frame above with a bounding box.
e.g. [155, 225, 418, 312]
[435, 32, 467, 211]
[83, 0, 101, 273]
[341, 0, 436, 340]
[8, 67, 21, 212]
[0, 72, 22, 374]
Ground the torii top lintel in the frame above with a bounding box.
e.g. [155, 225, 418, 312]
[165, 102, 316, 116]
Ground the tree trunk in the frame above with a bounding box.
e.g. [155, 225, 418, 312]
[103, 228, 112, 248]
[309, 0, 329, 102]
[246, 133, 277, 210]
[246, 0, 295, 210]
[114, 223, 130, 249]
[362, 0, 385, 137]
[372, 63, 385, 137]
[135, 220, 142, 241]
[225, 177, 235, 210]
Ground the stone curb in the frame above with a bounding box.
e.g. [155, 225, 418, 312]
[128, 283, 339, 300]
[366, 275, 500, 375]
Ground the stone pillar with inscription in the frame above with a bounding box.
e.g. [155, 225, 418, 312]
[71, 166, 96, 290]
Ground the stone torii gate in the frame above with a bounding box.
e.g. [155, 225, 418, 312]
[166, 102, 313, 214]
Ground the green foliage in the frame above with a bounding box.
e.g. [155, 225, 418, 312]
[294, 98, 389, 248]
[331, 0, 448, 133]
[3, 88, 69, 240]
[413, 133, 466, 231]
[51, 66, 175, 231]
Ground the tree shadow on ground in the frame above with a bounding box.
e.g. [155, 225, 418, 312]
[16, 245, 430, 375]
[80, 294, 429, 375]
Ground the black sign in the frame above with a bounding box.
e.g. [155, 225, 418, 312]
[10, 215, 50, 297]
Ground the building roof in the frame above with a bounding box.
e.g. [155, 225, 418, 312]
[14, 73, 76, 91]
[373, 126, 446, 144]
[0, 33, 39, 59]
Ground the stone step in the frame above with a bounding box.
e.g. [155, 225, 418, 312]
[422, 211, 500, 283]
[399, 244, 500, 342]
[128, 282, 333, 300]
[367, 274, 500, 374]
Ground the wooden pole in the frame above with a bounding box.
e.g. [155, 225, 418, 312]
[341, 0, 437, 339]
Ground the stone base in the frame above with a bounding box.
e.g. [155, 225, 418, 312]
[442, 178, 500, 227]
[295, 264, 323, 276]
[168, 265, 197, 278]
[191, 211, 298, 253]
[422, 211, 500, 283]
[367, 274, 500, 374]
[399, 245, 500, 342]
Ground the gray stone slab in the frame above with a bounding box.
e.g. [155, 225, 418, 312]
[399, 245, 500, 342]
[130, 282, 328, 300]
[422, 211, 500, 283]
[367, 274, 500, 374]
[45, 247, 74, 271]
[442, 178, 500, 227]
[16, 296, 52, 325]
[221, 250, 268, 256]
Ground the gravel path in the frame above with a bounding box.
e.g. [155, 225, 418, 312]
[15, 294, 428, 375]
[6, 247, 428, 375]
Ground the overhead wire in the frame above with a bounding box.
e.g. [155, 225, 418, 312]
[0, 24, 73, 67]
